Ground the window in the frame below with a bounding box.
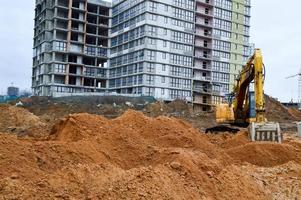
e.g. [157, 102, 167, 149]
[171, 31, 193, 44]
[214, 8, 232, 20]
[215, 0, 232, 10]
[213, 40, 231, 51]
[244, 6, 250, 15]
[164, 5, 168, 11]
[213, 29, 231, 38]
[148, 26, 157, 36]
[54, 41, 67, 51]
[149, 38, 156, 45]
[212, 61, 230, 72]
[172, 7, 194, 22]
[164, 17, 168, 23]
[213, 19, 232, 31]
[170, 54, 193, 66]
[162, 76, 165, 83]
[146, 75, 155, 85]
[174, 0, 194, 10]
[213, 50, 231, 60]
[147, 50, 156, 60]
[149, 2, 157, 12]
[54, 64, 66, 73]
[146, 62, 155, 72]
[149, 13, 157, 21]
[163, 41, 167, 47]
[164, 29, 168, 35]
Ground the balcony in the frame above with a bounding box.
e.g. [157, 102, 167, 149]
[195, 54, 212, 61]
[194, 75, 212, 82]
[194, 64, 212, 71]
[193, 100, 213, 106]
[195, 20, 213, 28]
[193, 86, 212, 94]
[84, 46, 108, 57]
[196, 0, 214, 7]
[195, 9, 213, 18]
[195, 31, 213, 39]
[195, 43, 212, 50]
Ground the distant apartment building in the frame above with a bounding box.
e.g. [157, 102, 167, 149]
[32, 0, 251, 110]
[109, 0, 195, 101]
[7, 86, 20, 97]
[32, 0, 110, 96]
[193, 0, 251, 110]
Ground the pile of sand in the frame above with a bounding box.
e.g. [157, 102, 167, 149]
[145, 99, 191, 117]
[0, 110, 300, 199]
[0, 104, 47, 137]
[288, 107, 301, 120]
[265, 95, 297, 122]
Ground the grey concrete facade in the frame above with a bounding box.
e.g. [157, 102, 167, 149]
[32, 0, 110, 96]
[109, 0, 194, 101]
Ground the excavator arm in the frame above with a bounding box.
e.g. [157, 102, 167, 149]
[232, 49, 264, 123]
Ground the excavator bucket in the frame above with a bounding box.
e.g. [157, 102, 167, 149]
[249, 122, 282, 143]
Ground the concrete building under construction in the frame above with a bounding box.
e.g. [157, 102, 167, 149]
[32, 0, 252, 110]
[32, 0, 110, 96]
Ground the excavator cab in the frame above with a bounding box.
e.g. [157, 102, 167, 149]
[215, 49, 282, 143]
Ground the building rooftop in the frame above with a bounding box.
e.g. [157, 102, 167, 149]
[88, 0, 112, 7]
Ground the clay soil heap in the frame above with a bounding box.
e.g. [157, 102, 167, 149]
[0, 106, 300, 200]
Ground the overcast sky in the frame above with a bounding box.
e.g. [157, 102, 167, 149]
[0, 0, 300, 102]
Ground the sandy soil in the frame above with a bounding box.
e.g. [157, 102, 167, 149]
[0, 105, 300, 200]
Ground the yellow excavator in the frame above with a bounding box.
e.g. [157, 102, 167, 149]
[215, 49, 282, 143]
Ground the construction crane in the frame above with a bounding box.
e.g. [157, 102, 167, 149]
[286, 70, 301, 104]
[215, 49, 282, 143]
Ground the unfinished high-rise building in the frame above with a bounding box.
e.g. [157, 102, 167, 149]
[32, 0, 252, 111]
[32, 0, 110, 96]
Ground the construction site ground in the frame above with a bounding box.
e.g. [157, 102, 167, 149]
[0, 95, 300, 199]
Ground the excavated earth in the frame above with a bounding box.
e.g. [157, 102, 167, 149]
[0, 105, 301, 199]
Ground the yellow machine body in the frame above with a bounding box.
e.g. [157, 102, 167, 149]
[216, 103, 234, 124]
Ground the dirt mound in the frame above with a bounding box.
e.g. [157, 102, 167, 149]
[0, 104, 47, 137]
[227, 142, 301, 167]
[206, 132, 250, 149]
[50, 113, 109, 142]
[243, 161, 301, 200]
[167, 99, 191, 113]
[51, 110, 231, 170]
[265, 95, 296, 122]
[0, 111, 272, 199]
[288, 107, 301, 120]
[0, 110, 301, 199]
[145, 99, 191, 117]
